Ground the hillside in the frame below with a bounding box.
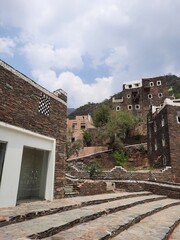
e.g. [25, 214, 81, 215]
[68, 75, 180, 119]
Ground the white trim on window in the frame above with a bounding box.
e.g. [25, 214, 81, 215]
[135, 104, 140, 110]
[177, 116, 180, 124]
[149, 82, 154, 87]
[158, 93, 163, 98]
[116, 106, 121, 111]
[128, 105, 132, 110]
[148, 94, 153, 99]
[157, 81, 161, 86]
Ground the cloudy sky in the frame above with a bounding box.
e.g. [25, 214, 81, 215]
[0, 0, 180, 108]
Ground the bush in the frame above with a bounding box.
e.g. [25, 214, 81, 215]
[112, 151, 128, 167]
[87, 162, 102, 179]
[139, 144, 146, 155]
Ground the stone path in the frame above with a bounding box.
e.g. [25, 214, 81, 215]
[0, 191, 179, 239]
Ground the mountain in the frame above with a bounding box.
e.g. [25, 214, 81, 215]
[67, 108, 76, 115]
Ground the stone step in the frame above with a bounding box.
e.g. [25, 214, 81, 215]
[45, 198, 180, 240]
[0, 191, 151, 227]
[112, 204, 180, 240]
[0, 194, 165, 239]
[169, 223, 180, 240]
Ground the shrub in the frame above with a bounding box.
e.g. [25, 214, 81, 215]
[87, 162, 102, 179]
[112, 151, 128, 167]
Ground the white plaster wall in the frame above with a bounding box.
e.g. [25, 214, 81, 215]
[0, 122, 56, 208]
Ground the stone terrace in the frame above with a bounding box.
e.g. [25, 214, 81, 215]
[0, 191, 180, 239]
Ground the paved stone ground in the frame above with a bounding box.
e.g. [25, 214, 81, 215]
[0, 191, 179, 240]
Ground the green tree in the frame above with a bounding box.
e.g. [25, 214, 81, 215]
[100, 111, 141, 150]
[83, 130, 92, 146]
[93, 104, 111, 127]
[112, 151, 128, 167]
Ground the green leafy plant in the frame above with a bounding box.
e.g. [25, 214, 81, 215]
[87, 162, 102, 179]
[83, 130, 92, 146]
[112, 151, 128, 167]
[139, 144, 146, 155]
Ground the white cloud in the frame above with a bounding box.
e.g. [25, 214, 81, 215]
[22, 43, 83, 70]
[32, 69, 113, 108]
[0, 37, 15, 56]
[1, 0, 180, 107]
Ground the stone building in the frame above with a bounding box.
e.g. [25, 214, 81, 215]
[147, 98, 180, 183]
[67, 114, 95, 142]
[112, 76, 173, 135]
[0, 60, 67, 207]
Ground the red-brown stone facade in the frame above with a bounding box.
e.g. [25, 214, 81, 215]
[0, 60, 67, 198]
[147, 103, 180, 183]
[112, 76, 173, 135]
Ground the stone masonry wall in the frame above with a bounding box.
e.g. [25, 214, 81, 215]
[68, 165, 174, 183]
[0, 63, 67, 198]
[168, 105, 180, 182]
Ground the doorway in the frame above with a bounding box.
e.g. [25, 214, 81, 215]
[17, 147, 49, 202]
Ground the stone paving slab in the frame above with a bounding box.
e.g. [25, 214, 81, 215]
[0, 191, 150, 219]
[47, 198, 180, 240]
[0, 194, 162, 239]
[113, 204, 180, 240]
[169, 223, 180, 240]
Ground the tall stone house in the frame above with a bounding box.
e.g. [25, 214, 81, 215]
[67, 115, 95, 142]
[112, 76, 173, 135]
[147, 98, 180, 183]
[0, 60, 67, 207]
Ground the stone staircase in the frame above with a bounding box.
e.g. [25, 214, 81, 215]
[0, 191, 179, 239]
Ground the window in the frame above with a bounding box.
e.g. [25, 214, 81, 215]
[72, 123, 77, 130]
[154, 121, 157, 132]
[158, 93, 163, 98]
[157, 81, 161, 86]
[163, 155, 167, 166]
[127, 94, 131, 98]
[177, 116, 180, 124]
[116, 106, 121, 111]
[162, 138, 165, 147]
[38, 93, 50, 116]
[128, 105, 132, 110]
[155, 139, 157, 151]
[0, 141, 7, 183]
[81, 124, 86, 130]
[148, 94, 153, 99]
[135, 83, 139, 87]
[135, 104, 140, 110]
[150, 82, 154, 87]
[128, 84, 132, 89]
[162, 117, 165, 127]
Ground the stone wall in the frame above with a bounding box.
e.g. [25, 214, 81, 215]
[0, 61, 67, 198]
[68, 165, 174, 183]
[76, 180, 108, 196]
[168, 105, 180, 183]
[115, 180, 180, 199]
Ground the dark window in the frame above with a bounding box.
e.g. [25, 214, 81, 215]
[128, 105, 132, 110]
[81, 124, 86, 130]
[0, 142, 7, 183]
[158, 93, 163, 98]
[177, 116, 180, 124]
[116, 106, 120, 111]
[157, 81, 161, 86]
[148, 94, 153, 99]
